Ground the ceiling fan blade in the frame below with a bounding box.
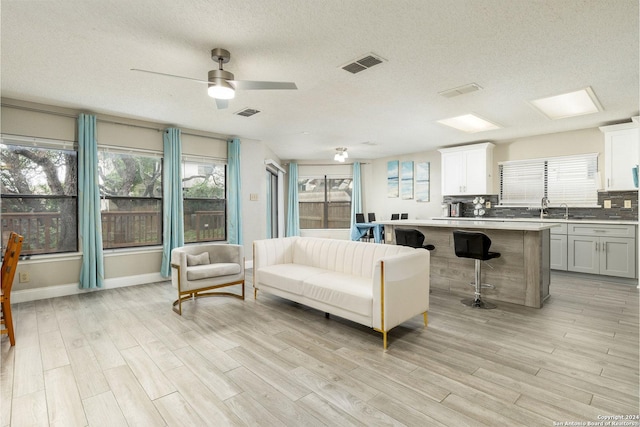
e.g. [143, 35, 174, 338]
[215, 98, 229, 109]
[130, 68, 210, 84]
[230, 80, 297, 90]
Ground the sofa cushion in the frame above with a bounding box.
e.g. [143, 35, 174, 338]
[302, 272, 372, 317]
[186, 262, 241, 281]
[187, 252, 210, 266]
[257, 264, 328, 295]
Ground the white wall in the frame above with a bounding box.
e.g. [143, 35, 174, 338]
[365, 151, 443, 221]
[240, 138, 283, 253]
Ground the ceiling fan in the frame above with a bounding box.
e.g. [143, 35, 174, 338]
[131, 48, 297, 109]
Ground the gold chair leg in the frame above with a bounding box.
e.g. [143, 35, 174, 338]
[382, 331, 388, 350]
[423, 312, 428, 327]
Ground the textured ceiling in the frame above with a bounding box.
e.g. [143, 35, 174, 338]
[1, 0, 638, 161]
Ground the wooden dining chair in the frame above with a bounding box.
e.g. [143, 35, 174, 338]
[1, 232, 24, 346]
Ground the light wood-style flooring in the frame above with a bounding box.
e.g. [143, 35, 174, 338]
[1, 271, 638, 426]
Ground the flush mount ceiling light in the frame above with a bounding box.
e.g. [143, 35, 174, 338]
[334, 147, 348, 162]
[530, 87, 602, 120]
[437, 113, 501, 133]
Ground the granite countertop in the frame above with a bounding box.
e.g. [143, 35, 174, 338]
[376, 219, 558, 231]
[430, 217, 639, 226]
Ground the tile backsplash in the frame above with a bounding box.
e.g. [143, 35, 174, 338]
[443, 190, 638, 221]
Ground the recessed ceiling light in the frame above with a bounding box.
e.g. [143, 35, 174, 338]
[437, 113, 501, 133]
[530, 87, 602, 120]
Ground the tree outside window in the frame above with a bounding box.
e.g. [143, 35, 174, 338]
[1, 143, 78, 255]
[98, 151, 162, 248]
[182, 160, 226, 242]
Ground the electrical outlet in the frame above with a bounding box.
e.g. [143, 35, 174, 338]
[624, 200, 632, 208]
[19, 272, 30, 283]
[485, 201, 491, 209]
[249, 193, 258, 201]
[604, 200, 612, 209]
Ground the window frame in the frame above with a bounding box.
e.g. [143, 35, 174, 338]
[298, 175, 353, 230]
[0, 137, 79, 256]
[182, 156, 227, 243]
[98, 147, 163, 250]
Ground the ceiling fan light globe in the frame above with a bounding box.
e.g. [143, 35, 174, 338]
[334, 153, 343, 161]
[208, 84, 235, 99]
[342, 150, 348, 158]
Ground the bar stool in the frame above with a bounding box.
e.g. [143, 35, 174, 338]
[453, 230, 500, 309]
[395, 228, 435, 251]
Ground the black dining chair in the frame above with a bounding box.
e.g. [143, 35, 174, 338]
[355, 213, 368, 241]
[366, 213, 377, 241]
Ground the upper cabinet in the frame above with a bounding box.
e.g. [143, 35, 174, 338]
[600, 119, 639, 191]
[438, 142, 495, 195]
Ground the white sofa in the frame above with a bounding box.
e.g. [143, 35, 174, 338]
[252, 236, 429, 348]
[171, 244, 244, 315]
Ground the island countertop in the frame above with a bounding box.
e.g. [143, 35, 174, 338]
[430, 217, 639, 226]
[375, 218, 559, 232]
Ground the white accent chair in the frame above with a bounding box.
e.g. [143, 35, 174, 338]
[170, 244, 244, 314]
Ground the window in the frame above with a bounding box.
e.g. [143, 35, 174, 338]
[98, 150, 162, 248]
[0, 141, 78, 255]
[499, 153, 598, 207]
[298, 176, 352, 229]
[182, 159, 226, 243]
[499, 159, 545, 205]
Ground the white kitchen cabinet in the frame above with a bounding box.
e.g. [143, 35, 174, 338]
[550, 223, 568, 271]
[600, 120, 639, 191]
[567, 224, 637, 278]
[439, 142, 494, 195]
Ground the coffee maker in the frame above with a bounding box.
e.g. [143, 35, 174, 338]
[449, 202, 462, 217]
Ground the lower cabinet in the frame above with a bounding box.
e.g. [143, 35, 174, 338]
[567, 224, 637, 279]
[550, 233, 568, 271]
[550, 223, 568, 271]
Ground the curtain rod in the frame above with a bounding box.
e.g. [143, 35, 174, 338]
[2, 102, 228, 142]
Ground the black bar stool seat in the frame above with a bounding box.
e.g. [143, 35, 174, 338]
[453, 230, 500, 309]
[395, 228, 435, 251]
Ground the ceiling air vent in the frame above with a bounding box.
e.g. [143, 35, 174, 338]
[438, 83, 482, 98]
[341, 53, 385, 74]
[234, 108, 261, 117]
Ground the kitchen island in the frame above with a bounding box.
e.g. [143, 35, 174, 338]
[377, 219, 558, 308]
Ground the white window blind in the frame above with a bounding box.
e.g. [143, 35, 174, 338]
[547, 154, 598, 206]
[499, 159, 545, 205]
[499, 153, 598, 207]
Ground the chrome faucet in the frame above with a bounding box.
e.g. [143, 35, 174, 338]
[540, 197, 550, 219]
[559, 203, 569, 220]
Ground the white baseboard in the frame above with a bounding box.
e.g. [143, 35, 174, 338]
[11, 272, 166, 304]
